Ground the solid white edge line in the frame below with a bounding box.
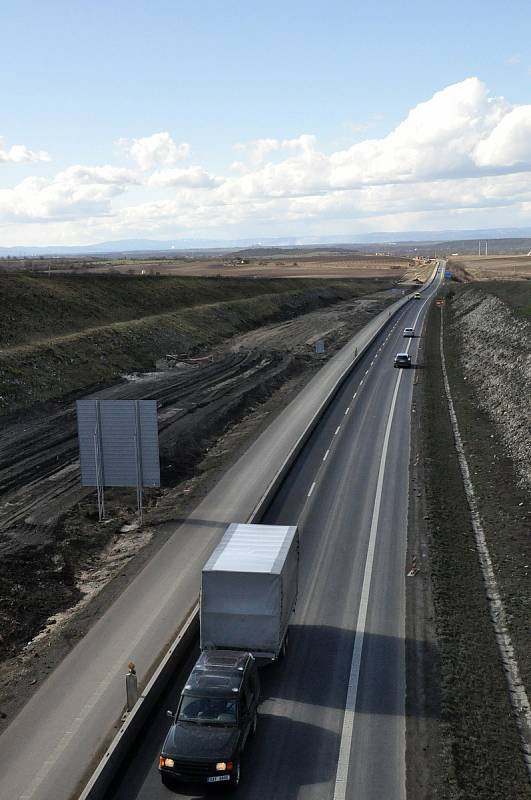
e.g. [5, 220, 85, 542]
[405, 296, 431, 356]
[307, 481, 316, 497]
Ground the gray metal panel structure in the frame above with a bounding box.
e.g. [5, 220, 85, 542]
[77, 399, 160, 488]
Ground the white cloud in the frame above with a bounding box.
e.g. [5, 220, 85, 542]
[234, 134, 318, 166]
[344, 114, 384, 135]
[56, 165, 139, 186]
[0, 138, 50, 164]
[148, 166, 223, 189]
[5, 78, 531, 243]
[0, 164, 136, 222]
[347, 123, 371, 134]
[118, 132, 190, 170]
[474, 106, 531, 168]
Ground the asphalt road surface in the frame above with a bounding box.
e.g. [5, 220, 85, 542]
[0, 274, 435, 800]
[103, 278, 440, 800]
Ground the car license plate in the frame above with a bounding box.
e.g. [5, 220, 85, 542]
[207, 775, 231, 782]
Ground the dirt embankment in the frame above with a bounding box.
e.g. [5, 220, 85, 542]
[0, 273, 392, 413]
[0, 277, 400, 725]
[407, 285, 531, 799]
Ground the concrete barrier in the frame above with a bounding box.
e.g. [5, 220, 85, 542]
[78, 607, 199, 800]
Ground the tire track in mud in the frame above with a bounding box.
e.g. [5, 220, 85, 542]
[0, 294, 396, 669]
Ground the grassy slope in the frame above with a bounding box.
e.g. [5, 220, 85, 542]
[0, 273, 390, 347]
[422, 301, 530, 798]
[0, 273, 393, 413]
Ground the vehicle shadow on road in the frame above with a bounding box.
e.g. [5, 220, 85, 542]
[259, 624, 438, 718]
[160, 713, 340, 799]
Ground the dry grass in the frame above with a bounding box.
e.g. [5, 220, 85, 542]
[0, 277, 391, 413]
[91, 254, 416, 279]
[448, 255, 531, 281]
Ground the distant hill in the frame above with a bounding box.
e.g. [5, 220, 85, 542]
[2, 227, 531, 257]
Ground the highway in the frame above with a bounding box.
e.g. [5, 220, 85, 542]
[103, 274, 441, 800]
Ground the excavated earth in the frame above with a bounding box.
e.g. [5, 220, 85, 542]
[0, 288, 399, 725]
[407, 283, 531, 800]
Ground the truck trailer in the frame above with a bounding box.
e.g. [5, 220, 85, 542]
[200, 522, 299, 661]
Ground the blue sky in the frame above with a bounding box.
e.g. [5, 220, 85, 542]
[2, 0, 531, 245]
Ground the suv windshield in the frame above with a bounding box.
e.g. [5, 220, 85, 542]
[178, 695, 238, 726]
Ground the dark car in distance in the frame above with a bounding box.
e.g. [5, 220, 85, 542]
[394, 352, 412, 368]
[159, 650, 260, 790]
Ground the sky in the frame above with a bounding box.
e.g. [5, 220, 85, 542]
[2, 0, 531, 246]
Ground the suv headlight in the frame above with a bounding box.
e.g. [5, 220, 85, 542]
[216, 762, 227, 771]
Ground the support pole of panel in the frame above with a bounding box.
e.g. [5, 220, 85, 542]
[134, 400, 143, 525]
[94, 400, 105, 521]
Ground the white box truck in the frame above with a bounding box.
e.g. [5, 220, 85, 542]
[200, 522, 299, 660]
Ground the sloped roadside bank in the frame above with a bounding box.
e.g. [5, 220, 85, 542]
[0, 274, 392, 414]
[406, 291, 531, 799]
[0, 285, 398, 729]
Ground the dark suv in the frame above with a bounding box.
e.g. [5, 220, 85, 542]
[394, 352, 412, 368]
[159, 650, 260, 790]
